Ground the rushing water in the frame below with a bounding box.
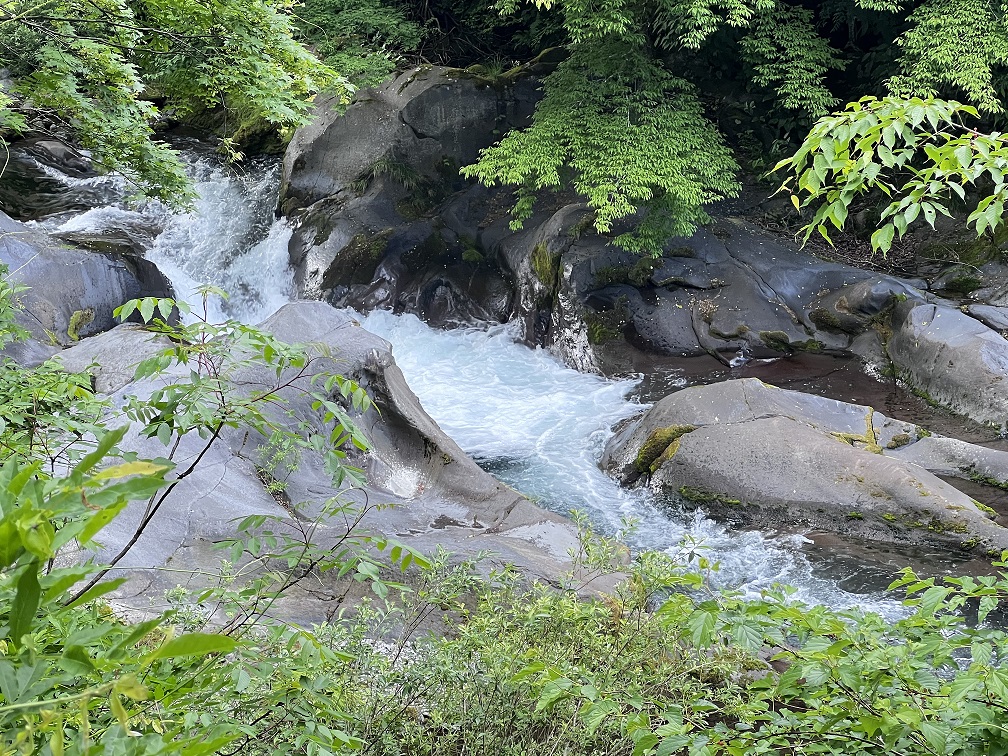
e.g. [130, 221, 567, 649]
[355, 310, 911, 616]
[34, 148, 294, 324]
[33, 149, 922, 616]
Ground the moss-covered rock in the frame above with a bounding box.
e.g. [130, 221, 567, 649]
[321, 229, 391, 287]
[635, 425, 696, 472]
[530, 242, 561, 289]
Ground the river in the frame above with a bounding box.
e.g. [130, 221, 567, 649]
[36, 149, 1005, 618]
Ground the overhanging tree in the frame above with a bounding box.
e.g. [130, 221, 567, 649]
[0, 0, 347, 204]
[465, 0, 1008, 253]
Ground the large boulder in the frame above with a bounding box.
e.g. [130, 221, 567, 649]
[0, 212, 173, 364]
[69, 302, 582, 623]
[885, 301, 1008, 428]
[602, 378, 1008, 555]
[279, 64, 546, 325]
[497, 213, 926, 373]
[277, 65, 1008, 432]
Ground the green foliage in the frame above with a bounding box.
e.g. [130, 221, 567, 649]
[0, 276, 426, 756]
[294, 0, 422, 89]
[0, 0, 343, 203]
[775, 96, 1008, 254]
[464, 42, 741, 253]
[0, 265, 29, 350]
[889, 0, 1008, 114]
[651, 0, 774, 50]
[464, 0, 1008, 251]
[466, 0, 880, 252]
[739, 4, 845, 116]
[9, 269, 1008, 756]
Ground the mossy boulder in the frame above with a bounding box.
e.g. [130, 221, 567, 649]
[602, 378, 1008, 554]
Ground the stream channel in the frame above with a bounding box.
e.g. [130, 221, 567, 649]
[33, 149, 1008, 619]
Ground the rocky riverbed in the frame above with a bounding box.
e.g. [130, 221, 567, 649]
[3, 63, 1008, 613]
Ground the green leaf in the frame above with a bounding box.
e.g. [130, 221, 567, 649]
[145, 632, 237, 662]
[63, 577, 128, 609]
[10, 562, 41, 647]
[583, 699, 618, 735]
[919, 721, 947, 753]
[871, 223, 896, 253]
[686, 607, 718, 647]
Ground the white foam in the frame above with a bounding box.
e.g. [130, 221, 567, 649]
[357, 308, 905, 617]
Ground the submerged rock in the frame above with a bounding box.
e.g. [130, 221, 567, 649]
[0, 138, 110, 221]
[602, 378, 1008, 555]
[67, 301, 582, 623]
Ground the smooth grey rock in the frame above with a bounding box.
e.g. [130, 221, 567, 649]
[73, 302, 579, 623]
[887, 301, 1008, 427]
[887, 435, 1008, 486]
[967, 304, 1008, 332]
[602, 378, 1008, 554]
[56, 324, 169, 393]
[809, 276, 925, 336]
[281, 66, 535, 325]
[281, 67, 538, 212]
[0, 211, 173, 352]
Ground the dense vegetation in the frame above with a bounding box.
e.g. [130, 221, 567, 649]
[6, 0, 1008, 248]
[5, 1, 1008, 754]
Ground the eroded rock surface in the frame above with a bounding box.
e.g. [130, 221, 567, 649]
[602, 378, 1008, 555]
[280, 65, 542, 325]
[280, 67, 1008, 426]
[69, 301, 582, 624]
[0, 211, 173, 365]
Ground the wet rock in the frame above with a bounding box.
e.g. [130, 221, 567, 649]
[0, 138, 118, 221]
[507, 217, 906, 371]
[886, 301, 1008, 427]
[886, 435, 1008, 489]
[71, 302, 581, 623]
[281, 66, 540, 325]
[808, 276, 925, 336]
[602, 378, 1008, 554]
[0, 212, 173, 361]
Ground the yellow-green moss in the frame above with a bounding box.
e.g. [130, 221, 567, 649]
[329, 230, 391, 285]
[531, 243, 561, 289]
[678, 486, 742, 506]
[67, 308, 95, 342]
[886, 433, 912, 449]
[832, 408, 883, 453]
[967, 471, 1008, 491]
[635, 425, 696, 472]
[809, 308, 843, 331]
[628, 256, 660, 287]
[974, 500, 998, 517]
[594, 266, 628, 287]
[927, 518, 969, 535]
[759, 330, 792, 351]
